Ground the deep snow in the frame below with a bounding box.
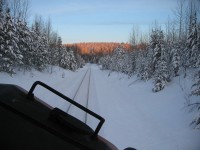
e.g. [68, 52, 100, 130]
[0, 64, 199, 150]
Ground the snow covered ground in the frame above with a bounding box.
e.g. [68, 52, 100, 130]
[0, 64, 199, 150]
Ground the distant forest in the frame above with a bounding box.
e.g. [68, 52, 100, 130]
[65, 42, 132, 54]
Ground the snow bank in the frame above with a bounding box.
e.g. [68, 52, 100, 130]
[92, 65, 200, 150]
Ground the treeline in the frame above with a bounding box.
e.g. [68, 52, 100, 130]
[66, 42, 132, 64]
[99, 0, 200, 128]
[66, 42, 131, 54]
[0, 0, 84, 75]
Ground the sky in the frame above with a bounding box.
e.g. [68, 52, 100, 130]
[30, 0, 176, 44]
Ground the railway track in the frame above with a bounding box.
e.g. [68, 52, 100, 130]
[66, 67, 92, 124]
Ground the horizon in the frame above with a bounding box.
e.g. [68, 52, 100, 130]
[30, 0, 176, 44]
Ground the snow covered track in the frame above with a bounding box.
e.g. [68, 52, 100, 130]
[0, 65, 199, 150]
[67, 67, 92, 124]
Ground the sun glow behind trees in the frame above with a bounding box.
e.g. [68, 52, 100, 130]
[65, 42, 132, 54]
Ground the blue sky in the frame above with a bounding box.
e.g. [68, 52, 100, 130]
[30, 0, 176, 44]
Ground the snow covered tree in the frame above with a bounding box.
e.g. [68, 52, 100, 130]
[31, 17, 48, 71]
[110, 48, 118, 71]
[171, 42, 180, 77]
[0, 0, 5, 71]
[144, 29, 161, 78]
[72, 45, 85, 69]
[99, 55, 111, 70]
[74, 52, 84, 69]
[141, 66, 150, 81]
[135, 50, 145, 77]
[110, 45, 125, 72]
[184, 13, 199, 68]
[129, 50, 137, 74]
[135, 49, 150, 81]
[139, 29, 164, 82]
[47, 32, 64, 72]
[152, 30, 170, 92]
[67, 48, 78, 71]
[152, 33, 162, 73]
[48, 32, 58, 66]
[60, 47, 77, 71]
[123, 52, 133, 77]
[190, 70, 200, 129]
[16, 18, 32, 70]
[56, 36, 62, 66]
[191, 70, 200, 97]
[140, 44, 154, 80]
[152, 58, 169, 92]
[60, 47, 68, 69]
[195, 23, 200, 68]
[1, 8, 23, 74]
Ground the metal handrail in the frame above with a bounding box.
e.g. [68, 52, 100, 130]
[27, 81, 105, 137]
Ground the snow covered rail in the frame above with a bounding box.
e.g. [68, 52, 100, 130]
[84, 68, 91, 124]
[66, 68, 92, 124]
[66, 69, 89, 113]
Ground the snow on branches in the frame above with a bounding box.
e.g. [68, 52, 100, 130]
[0, 6, 84, 74]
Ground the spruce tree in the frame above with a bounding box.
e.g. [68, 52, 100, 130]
[31, 19, 48, 71]
[48, 32, 57, 67]
[190, 23, 200, 129]
[195, 24, 200, 68]
[141, 44, 154, 80]
[0, 0, 5, 71]
[190, 70, 200, 129]
[171, 42, 180, 77]
[152, 30, 170, 92]
[152, 31, 162, 74]
[110, 46, 125, 72]
[1, 8, 23, 74]
[60, 47, 78, 71]
[184, 13, 198, 68]
[123, 52, 133, 77]
[135, 50, 146, 78]
[60, 47, 68, 69]
[99, 55, 111, 70]
[56, 36, 62, 66]
[67, 48, 77, 71]
[129, 50, 137, 74]
[192, 70, 200, 97]
[146, 30, 160, 78]
[152, 58, 169, 92]
[16, 18, 32, 70]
